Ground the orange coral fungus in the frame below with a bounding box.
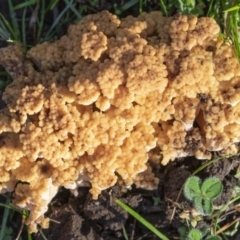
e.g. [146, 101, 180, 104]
[0, 11, 239, 231]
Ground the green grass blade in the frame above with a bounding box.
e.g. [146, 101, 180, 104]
[45, 0, 60, 12]
[192, 153, 240, 176]
[27, 226, 32, 240]
[63, 0, 82, 20]
[13, 0, 38, 10]
[36, 0, 45, 42]
[7, 0, 20, 40]
[120, 0, 139, 12]
[0, 13, 17, 40]
[159, 0, 168, 16]
[0, 26, 10, 40]
[44, 0, 74, 40]
[21, 6, 27, 48]
[206, 0, 215, 17]
[227, 11, 240, 61]
[224, 5, 240, 12]
[0, 203, 23, 215]
[115, 199, 170, 240]
[139, 0, 143, 13]
[0, 16, 11, 40]
[0, 198, 10, 240]
[122, 224, 129, 240]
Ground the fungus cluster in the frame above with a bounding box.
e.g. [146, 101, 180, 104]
[0, 11, 240, 232]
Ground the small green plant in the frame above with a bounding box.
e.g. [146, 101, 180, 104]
[174, 0, 205, 15]
[184, 176, 223, 215]
[187, 228, 202, 240]
[178, 226, 222, 240]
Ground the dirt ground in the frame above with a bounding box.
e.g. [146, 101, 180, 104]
[31, 156, 240, 240]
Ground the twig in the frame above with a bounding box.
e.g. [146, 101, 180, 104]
[216, 217, 240, 235]
[165, 197, 182, 209]
[49, 218, 61, 224]
[233, 205, 240, 213]
[168, 185, 184, 224]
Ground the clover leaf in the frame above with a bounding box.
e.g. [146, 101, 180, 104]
[184, 176, 223, 215]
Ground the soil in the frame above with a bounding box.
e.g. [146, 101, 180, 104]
[31, 156, 240, 240]
[1, 1, 240, 240]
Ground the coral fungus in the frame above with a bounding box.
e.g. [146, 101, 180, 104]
[0, 11, 239, 231]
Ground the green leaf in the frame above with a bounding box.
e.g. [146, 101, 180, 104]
[191, 219, 197, 228]
[194, 197, 213, 216]
[234, 171, 240, 178]
[224, 4, 240, 12]
[178, 226, 189, 240]
[200, 226, 210, 237]
[202, 198, 213, 215]
[201, 177, 223, 199]
[184, 176, 202, 201]
[187, 228, 202, 240]
[194, 196, 204, 214]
